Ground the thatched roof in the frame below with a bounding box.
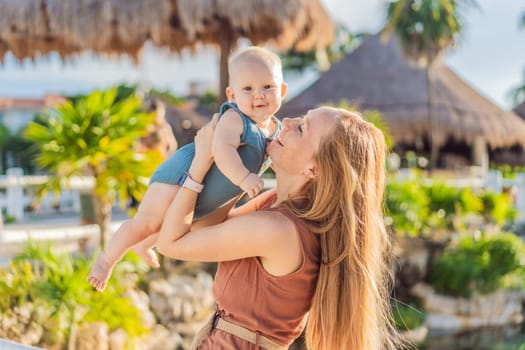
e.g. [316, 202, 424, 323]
[0, 0, 334, 61]
[514, 101, 525, 120]
[279, 34, 525, 149]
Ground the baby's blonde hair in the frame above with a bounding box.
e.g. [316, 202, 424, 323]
[228, 46, 283, 82]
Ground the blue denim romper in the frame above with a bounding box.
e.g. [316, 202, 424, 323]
[149, 102, 281, 219]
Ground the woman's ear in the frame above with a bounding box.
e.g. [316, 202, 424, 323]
[304, 164, 318, 179]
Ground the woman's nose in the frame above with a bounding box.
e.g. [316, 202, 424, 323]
[282, 117, 297, 128]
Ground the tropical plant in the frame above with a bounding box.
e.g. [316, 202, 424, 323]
[148, 88, 186, 107]
[509, 11, 525, 106]
[392, 300, 425, 331]
[384, 0, 477, 169]
[510, 67, 525, 105]
[198, 90, 220, 111]
[385, 176, 514, 236]
[430, 232, 525, 297]
[280, 24, 366, 73]
[1, 242, 149, 347]
[24, 88, 163, 248]
[385, 180, 431, 237]
[2, 131, 39, 174]
[0, 123, 11, 173]
[479, 191, 518, 225]
[68, 84, 138, 104]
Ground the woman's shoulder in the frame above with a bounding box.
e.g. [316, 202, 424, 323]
[243, 207, 298, 233]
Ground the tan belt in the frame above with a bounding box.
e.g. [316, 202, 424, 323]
[214, 317, 288, 350]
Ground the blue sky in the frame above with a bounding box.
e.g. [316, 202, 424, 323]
[0, 0, 523, 110]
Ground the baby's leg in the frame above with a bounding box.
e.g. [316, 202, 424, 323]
[131, 233, 160, 267]
[87, 183, 179, 291]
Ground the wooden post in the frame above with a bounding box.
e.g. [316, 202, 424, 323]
[472, 136, 488, 175]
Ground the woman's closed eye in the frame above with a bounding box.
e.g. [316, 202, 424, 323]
[298, 117, 305, 134]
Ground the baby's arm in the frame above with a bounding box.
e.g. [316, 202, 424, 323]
[212, 109, 264, 198]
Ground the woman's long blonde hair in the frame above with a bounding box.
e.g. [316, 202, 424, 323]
[285, 108, 401, 350]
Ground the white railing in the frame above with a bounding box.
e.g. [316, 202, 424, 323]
[1, 168, 524, 224]
[0, 167, 95, 222]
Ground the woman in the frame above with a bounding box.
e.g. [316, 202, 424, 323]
[157, 107, 403, 349]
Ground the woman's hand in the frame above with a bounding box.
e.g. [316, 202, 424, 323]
[189, 113, 219, 180]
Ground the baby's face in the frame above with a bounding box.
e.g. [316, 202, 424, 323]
[227, 60, 287, 126]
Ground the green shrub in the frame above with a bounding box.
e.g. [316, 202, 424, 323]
[197, 90, 219, 110]
[492, 165, 525, 179]
[392, 301, 425, 331]
[385, 180, 430, 236]
[1, 242, 150, 347]
[480, 191, 517, 225]
[385, 176, 518, 237]
[424, 182, 458, 217]
[422, 182, 460, 229]
[149, 88, 186, 106]
[457, 188, 484, 214]
[430, 233, 525, 297]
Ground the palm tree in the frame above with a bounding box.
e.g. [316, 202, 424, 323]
[280, 24, 367, 73]
[24, 88, 163, 249]
[511, 68, 525, 106]
[511, 11, 525, 106]
[384, 0, 476, 170]
[0, 123, 11, 173]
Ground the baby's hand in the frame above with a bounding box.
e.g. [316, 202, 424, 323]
[239, 173, 264, 198]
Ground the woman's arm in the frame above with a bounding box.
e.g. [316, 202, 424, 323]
[158, 207, 303, 277]
[158, 209, 297, 263]
[227, 188, 277, 218]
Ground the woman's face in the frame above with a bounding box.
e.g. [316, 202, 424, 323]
[268, 107, 339, 176]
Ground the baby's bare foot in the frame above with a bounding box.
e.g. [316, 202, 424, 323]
[132, 246, 160, 268]
[87, 253, 114, 292]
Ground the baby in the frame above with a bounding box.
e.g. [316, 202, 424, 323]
[87, 46, 287, 291]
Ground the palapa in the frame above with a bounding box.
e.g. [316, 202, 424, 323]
[279, 34, 525, 150]
[0, 0, 334, 102]
[0, 0, 333, 60]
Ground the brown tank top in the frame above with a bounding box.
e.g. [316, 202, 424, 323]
[200, 200, 321, 349]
